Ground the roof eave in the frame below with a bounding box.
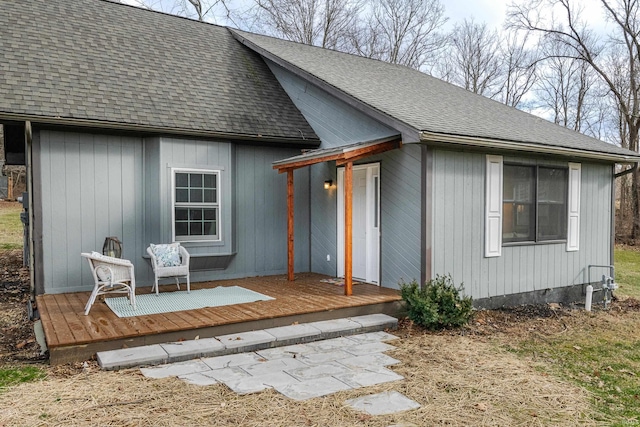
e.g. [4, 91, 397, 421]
[229, 29, 421, 144]
[420, 131, 640, 163]
[272, 136, 402, 172]
[272, 135, 401, 167]
[0, 112, 320, 147]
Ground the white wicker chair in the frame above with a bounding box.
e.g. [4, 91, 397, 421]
[147, 245, 191, 296]
[81, 252, 136, 315]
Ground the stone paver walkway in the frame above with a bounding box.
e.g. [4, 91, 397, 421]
[346, 391, 421, 415]
[98, 314, 398, 370]
[99, 313, 420, 413]
[140, 331, 403, 401]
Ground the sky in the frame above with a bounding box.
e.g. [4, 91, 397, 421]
[445, 0, 510, 28]
[444, 0, 609, 31]
[120, 0, 613, 34]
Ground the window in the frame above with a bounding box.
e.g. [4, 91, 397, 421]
[173, 169, 220, 241]
[485, 156, 580, 257]
[502, 164, 567, 243]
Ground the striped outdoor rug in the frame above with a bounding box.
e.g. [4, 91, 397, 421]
[105, 286, 274, 318]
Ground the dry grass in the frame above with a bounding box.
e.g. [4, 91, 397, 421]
[0, 331, 597, 427]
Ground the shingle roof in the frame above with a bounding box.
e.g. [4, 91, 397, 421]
[0, 0, 319, 144]
[232, 29, 638, 160]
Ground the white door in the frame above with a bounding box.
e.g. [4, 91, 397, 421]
[337, 163, 380, 284]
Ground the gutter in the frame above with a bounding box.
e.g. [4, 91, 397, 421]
[420, 131, 640, 163]
[0, 112, 320, 148]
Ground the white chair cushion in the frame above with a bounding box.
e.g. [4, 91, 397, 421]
[156, 265, 189, 278]
[150, 243, 182, 267]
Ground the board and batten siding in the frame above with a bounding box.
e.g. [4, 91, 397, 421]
[308, 144, 423, 287]
[37, 131, 311, 294]
[146, 137, 311, 283]
[431, 149, 612, 300]
[309, 161, 338, 276]
[153, 137, 234, 256]
[372, 144, 422, 288]
[38, 130, 146, 294]
[265, 60, 398, 149]
[227, 145, 310, 278]
[265, 58, 414, 285]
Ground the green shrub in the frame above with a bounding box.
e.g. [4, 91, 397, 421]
[400, 275, 473, 330]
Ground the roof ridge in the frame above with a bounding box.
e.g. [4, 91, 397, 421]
[231, 26, 637, 159]
[98, 0, 228, 30]
[230, 28, 419, 72]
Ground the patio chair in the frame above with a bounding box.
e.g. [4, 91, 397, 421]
[81, 252, 136, 315]
[147, 243, 191, 296]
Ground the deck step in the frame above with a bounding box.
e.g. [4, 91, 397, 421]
[97, 314, 398, 370]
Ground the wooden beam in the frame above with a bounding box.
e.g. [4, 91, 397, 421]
[275, 138, 402, 173]
[287, 170, 294, 281]
[344, 161, 353, 296]
[336, 139, 402, 166]
[275, 153, 343, 173]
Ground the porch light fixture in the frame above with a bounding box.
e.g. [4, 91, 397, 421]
[324, 180, 333, 190]
[102, 236, 122, 258]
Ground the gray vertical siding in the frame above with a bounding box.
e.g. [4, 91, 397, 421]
[310, 162, 338, 276]
[265, 60, 398, 148]
[149, 138, 311, 282]
[431, 149, 612, 299]
[372, 144, 422, 288]
[143, 137, 161, 262]
[308, 145, 423, 288]
[39, 130, 145, 293]
[226, 145, 310, 279]
[266, 59, 420, 287]
[155, 137, 234, 255]
[38, 131, 310, 293]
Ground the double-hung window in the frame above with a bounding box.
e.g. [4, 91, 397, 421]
[502, 165, 568, 243]
[173, 169, 220, 242]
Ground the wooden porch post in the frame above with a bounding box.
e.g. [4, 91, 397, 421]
[287, 169, 295, 281]
[344, 161, 353, 296]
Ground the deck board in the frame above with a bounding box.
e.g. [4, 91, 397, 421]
[37, 273, 402, 364]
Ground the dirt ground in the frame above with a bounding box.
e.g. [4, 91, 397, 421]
[0, 250, 43, 364]
[0, 250, 638, 425]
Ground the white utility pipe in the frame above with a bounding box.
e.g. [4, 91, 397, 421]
[585, 284, 593, 312]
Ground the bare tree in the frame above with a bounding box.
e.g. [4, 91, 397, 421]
[508, 0, 640, 239]
[243, 0, 362, 49]
[498, 31, 539, 108]
[533, 38, 598, 131]
[346, 0, 448, 71]
[121, 0, 234, 23]
[442, 19, 503, 97]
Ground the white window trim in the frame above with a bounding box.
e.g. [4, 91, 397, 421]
[171, 167, 222, 243]
[566, 162, 581, 251]
[485, 155, 503, 257]
[486, 156, 582, 256]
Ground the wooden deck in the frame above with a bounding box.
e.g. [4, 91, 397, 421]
[37, 273, 403, 365]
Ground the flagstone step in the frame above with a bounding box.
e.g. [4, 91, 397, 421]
[97, 314, 398, 370]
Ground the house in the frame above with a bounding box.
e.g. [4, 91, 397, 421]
[2, 0, 638, 313]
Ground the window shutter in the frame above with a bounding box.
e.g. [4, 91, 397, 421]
[566, 162, 581, 252]
[485, 155, 503, 257]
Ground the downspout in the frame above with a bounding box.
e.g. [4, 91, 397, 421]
[25, 121, 35, 306]
[611, 164, 616, 279]
[612, 162, 638, 248]
[610, 162, 637, 289]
